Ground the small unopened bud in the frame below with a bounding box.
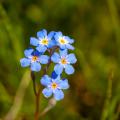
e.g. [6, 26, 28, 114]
[40, 97, 57, 116]
[49, 97, 56, 107]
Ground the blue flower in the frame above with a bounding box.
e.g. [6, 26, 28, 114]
[51, 49, 77, 75]
[20, 48, 49, 72]
[54, 32, 74, 50]
[40, 75, 69, 101]
[30, 29, 55, 53]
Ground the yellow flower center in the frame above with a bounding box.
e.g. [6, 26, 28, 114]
[61, 58, 67, 64]
[59, 38, 66, 44]
[41, 39, 48, 45]
[51, 82, 58, 89]
[32, 56, 38, 61]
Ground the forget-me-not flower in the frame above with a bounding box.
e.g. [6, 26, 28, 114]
[30, 29, 55, 53]
[54, 32, 74, 50]
[41, 75, 69, 101]
[51, 49, 77, 75]
[20, 48, 49, 72]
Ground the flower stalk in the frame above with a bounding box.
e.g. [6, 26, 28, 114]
[20, 29, 77, 119]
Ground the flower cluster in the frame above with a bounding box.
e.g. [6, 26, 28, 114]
[20, 29, 77, 101]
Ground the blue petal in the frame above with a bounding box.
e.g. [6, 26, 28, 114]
[37, 29, 47, 38]
[54, 75, 61, 81]
[67, 54, 77, 64]
[30, 37, 39, 46]
[32, 50, 40, 56]
[40, 75, 51, 86]
[59, 79, 69, 89]
[59, 44, 66, 49]
[36, 45, 47, 53]
[51, 76, 61, 84]
[48, 31, 55, 39]
[66, 44, 74, 50]
[54, 64, 63, 74]
[64, 36, 74, 44]
[51, 52, 60, 63]
[51, 71, 58, 79]
[39, 55, 49, 64]
[57, 32, 62, 36]
[54, 89, 64, 101]
[24, 48, 34, 57]
[54, 32, 62, 41]
[30, 62, 41, 72]
[20, 58, 30, 67]
[65, 64, 74, 74]
[60, 49, 68, 57]
[42, 88, 52, 98]
[48, 40, 56, 48]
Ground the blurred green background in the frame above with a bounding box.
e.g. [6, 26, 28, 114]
[0, 0, 120, 120]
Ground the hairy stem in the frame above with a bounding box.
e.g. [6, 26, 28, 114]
[35, 88, 41, 120]
[31, 71, 37, 96]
